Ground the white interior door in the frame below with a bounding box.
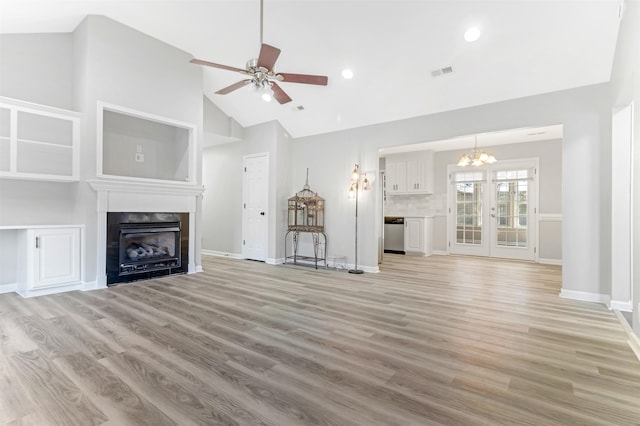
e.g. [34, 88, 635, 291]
[242, 154, 269, 261]
[449, 160, 537, 261]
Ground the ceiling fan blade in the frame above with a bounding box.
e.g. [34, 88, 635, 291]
[215, 80, 252, 95]
[277, 73, 328, 86]
[257, 43, 281, 70]
[190, 58, 246, 74]
[271, 82, 292, 104]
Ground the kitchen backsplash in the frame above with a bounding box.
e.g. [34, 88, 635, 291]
[384, 193, 447, 217]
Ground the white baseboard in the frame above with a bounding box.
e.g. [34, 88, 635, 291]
[609, 300, 633, 311]
[613, 310, 640, 362]
[345, 263, 379, 273]
[538, 258, 563, 266]
[432, 250, 448, 256]
[193, 265, 204, 273]
[0, 283, 17, 294]
[18, 282, 84, 298]
[201, 249, 242, 259]
[82, 280, 104, 292]
[559, 289, 610, 305]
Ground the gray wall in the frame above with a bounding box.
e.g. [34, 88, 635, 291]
[293, 83, 611, 296]
[429, 139, 562, 258]
[0, 16, 204, 285]
[73, 15, 204, 281]
[609, 1, 640, 333]
[0, 33, 74, 109]
[433, 139, 562, 214]
[202, 141, 244, 255]
[202, 119, 292, 263]
[0, 33, 80, 227]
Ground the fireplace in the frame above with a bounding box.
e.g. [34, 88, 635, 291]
[106, 212, 188, 285]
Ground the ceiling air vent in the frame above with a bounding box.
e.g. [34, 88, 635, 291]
[431, 66, 454, 77]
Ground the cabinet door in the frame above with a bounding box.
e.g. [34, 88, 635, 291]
[386, 159, 407, 193]
[404, 218, 425, 253]
[31, 228, 80, 289]
[406, 152, 433, 193]
[405, 158, 423, 192]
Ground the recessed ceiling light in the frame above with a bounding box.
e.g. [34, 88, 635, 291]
[464, 26, 481, 42]
[342, 69, 354, 79]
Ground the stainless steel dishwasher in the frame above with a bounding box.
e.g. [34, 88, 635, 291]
[383, 216, 405, 254]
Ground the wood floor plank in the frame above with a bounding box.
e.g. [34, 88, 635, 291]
[1, 254, 640, 425]
[8, 349, 108, 425]
[52, 352, 177, 425]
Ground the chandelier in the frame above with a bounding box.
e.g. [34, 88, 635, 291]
[457, 136, 497, 167]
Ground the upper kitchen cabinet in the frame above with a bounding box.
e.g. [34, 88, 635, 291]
[98, 102, 197, 184]
[386, 150, 434, 195]
[0, 97, 80, 182]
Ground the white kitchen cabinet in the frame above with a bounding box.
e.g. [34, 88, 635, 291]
[404, 217, 433, 256]
[386, 159, 407, 193]
[385, 150, 434, 194]
[17, 227, 82, 297]
[0, 97, 80, 182]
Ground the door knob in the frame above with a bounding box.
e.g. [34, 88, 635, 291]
[260, 212, 265, 216]
[491, 213, 496, 218]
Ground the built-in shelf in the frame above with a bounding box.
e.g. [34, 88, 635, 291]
[0, 96, 80, 182]
[97, 101, 197, 185]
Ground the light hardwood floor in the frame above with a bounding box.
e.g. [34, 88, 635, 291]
[1, 254, 640, 425]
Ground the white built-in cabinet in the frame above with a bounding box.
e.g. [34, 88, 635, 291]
[3, 226, 84, 297]
[0, 97, 80, 182]
[404, 217, 433, 256]
[385, 150, 434, 194]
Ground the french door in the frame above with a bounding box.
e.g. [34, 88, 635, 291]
[448, 160, 537, 261]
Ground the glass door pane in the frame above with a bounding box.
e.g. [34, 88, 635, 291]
[456, 182, 483, 245]
[496, 179, 528, 248]
[496, 181, 529, 247]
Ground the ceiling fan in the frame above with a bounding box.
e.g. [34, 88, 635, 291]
[189, 0, 328, 104]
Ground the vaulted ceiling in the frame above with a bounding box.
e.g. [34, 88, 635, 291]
[0, 0, 623, 138]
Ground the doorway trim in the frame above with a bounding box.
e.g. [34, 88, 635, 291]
[447, 158, 539, 261]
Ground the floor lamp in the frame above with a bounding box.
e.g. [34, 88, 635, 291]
[348, 163, 370, 274]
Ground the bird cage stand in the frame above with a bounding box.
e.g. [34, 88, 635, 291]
[284, 170, 327, 269]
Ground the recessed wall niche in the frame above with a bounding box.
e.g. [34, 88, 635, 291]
[98, 102, 196, 183]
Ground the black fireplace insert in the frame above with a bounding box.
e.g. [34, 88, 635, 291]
[107, 212, 188, 285]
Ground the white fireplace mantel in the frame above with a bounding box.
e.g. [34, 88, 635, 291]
[88, 178, 204, 197]
[88, 178, 204, 287]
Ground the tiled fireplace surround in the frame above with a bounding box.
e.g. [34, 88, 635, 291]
[89, 179, 204, 288]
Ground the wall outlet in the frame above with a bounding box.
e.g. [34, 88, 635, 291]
[135, 153, 144, 162]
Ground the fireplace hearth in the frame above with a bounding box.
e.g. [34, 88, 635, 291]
[107, 212, 188, 285]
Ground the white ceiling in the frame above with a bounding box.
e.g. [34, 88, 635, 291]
[0, 0, 623, 139]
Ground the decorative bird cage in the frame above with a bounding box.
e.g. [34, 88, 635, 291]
[288, 170, 324, 232]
